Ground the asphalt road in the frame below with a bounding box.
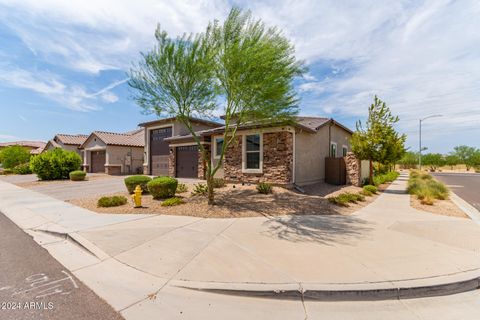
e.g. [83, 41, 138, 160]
[0, 212, 124, 320]
[432, 173, 480, 211]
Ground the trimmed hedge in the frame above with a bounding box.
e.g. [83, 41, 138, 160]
[148, 176, 178, 199]
[69, 170, 86, 181]
[97, 195, 128, 208]
[124, 175, 152, 194]
[30, 148, 82, 180]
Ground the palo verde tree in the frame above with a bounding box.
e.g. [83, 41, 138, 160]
[128, 8, 304, 204]
[351, 96, 406, 184]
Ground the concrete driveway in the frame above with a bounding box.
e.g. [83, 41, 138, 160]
[0, 173, 201, 201]
[433, 173, 480, 212]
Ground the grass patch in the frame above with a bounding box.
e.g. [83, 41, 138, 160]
[161, 197, 185, 207]
[328, 192, 365, 207]
[407, 170, 449, 205]
[97, 195, 128, 208]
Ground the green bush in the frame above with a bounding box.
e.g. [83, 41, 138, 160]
[373, 171, 399, 186]
[13, 162, 32, 175]
[97, 195, 128, 207]
[30, 148, 82, 180]
[363, 185, 377, 194]
[176, 183, 188, 194]
[2, 168, 14, 175]
[407, 171, 449, 204]
[148, 176, 178, 199]
[212, 178, 226, 188]
[257, 182, 273, 194]
[0, 145, 31, 169]
[69, 170, 86, 181]
[124, 175, 152, 194]
[161, 197, 185, 207]
[328, 192, 365, 206]
[191, 183, 209, 196]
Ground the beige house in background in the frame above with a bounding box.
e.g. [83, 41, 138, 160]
[140, 116, 352, 186]
[80, 129, 144, 175]
[43, 134, 88, 156]
[0, 141, 46, 155]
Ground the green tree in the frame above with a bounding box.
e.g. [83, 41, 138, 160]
[0, 145, 31, 169]
[351, 96, 406, 184]
[398, 151, 418, 169]
[444, 154, 460, 170]
[453, 145, 477, 171]
[421, 153, 445, 172]
[129, 8, 304, 204]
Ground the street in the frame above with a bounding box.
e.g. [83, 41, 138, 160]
[432, 173, 480, 211]
[0, 212, 123, 320]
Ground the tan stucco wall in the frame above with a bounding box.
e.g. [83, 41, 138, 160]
[106, 145, 144, 174]
[294, 124, 352, 185]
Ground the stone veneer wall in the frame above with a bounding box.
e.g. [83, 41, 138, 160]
[168, 147, 176, 177]
[197, 144, 210, 179]
[223, 131, 293, 185]
[345, 152, 361, 186]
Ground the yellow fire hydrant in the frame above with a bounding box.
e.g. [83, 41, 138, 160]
[132, 185, 143, 208]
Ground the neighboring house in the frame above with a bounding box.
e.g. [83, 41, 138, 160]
[80, 129, 145, 175]
[140, 116, 352, 185]
[0, 141, 46, 155]
[43, 134, 89, 155]
[139, 117, 223, 176]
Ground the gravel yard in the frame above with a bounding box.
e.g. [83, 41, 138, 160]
[410, 195, 468, 218]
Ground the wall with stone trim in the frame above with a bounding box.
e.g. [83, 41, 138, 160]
[345, 152, 361, 186]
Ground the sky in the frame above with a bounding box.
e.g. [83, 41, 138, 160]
[0, 0, 479, 153]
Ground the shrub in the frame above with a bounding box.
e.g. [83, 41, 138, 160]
[161, 197, 185, 207]
[257, 182, 273, 194]
[407, 172, 449, 204]
[97, 195, 127, 207]
[176, 183, 188, 194]
[124, 175, 152, 194]
[69, 170, 86, 181]
[191, 183, 209, 196]
[0, 145, 31, 169]
[30, 148, 82, 180]
[2, 168, 14, 175]
[328, 192, 365, 206]
[360, 189, 372, 196]
[148, 176, 178, 199]
[212, 178, 226, 188]
[373, 171, 399, 186]
[13, 162, 32, 175]
[363, 185, 377, 194]
[328, 195, 349, 206]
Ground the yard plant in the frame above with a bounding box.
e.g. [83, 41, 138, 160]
[13, 162, 32, 175]
[176, 183, 188, 194]
[257, 182, 273, 194]
[124, 175, 152, 194]
[362, 185, 377, 195]
[148, 176, 178, 199]
[372, 171, 399, 186]
[129, 7, 304, 204]
[212, 178, 226, 188]
[407, 171, 449, 205]
[97, 195, 128, 208]
[161, 197, 185, 207]
[191, 183, 209, 196]
[30, 148, 82, 180]
[69, 170, 86, 181]
[328, 192, 365, 206]
[0, 145, 31, 169]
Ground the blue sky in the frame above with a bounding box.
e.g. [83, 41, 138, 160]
[0, 0, 479, 153]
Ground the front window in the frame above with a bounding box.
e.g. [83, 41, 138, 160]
[215, 137, 224, 157]
[330, 143, 337, 158]
[245, 134, 261, 169]
[342, 146, 348, 157]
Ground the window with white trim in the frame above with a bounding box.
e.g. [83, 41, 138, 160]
[245, 134, 261, 169]
[214, 137, 224, 158]
[342, 145, 348, 157]
[330, 142, 337, 158]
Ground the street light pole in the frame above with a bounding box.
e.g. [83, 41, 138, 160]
[418, 114, 442, 170]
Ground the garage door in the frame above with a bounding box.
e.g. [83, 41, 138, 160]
[91, 150, 106, 173]
[150, 127, 172, 176]
[176, 145, 198, 178]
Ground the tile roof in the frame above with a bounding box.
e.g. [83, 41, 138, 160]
[138, 116, 222, 128]
[0, 141, 46, 148]
[82, 128, 145, 148]
[55, 134, 89, 145]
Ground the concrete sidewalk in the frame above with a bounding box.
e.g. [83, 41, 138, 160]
[1, 173, 480, 319]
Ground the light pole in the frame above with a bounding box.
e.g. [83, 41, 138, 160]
[419, 114, 442, 170]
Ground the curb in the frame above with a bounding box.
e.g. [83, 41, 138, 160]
[171, 269, 480, 301]
[449, 191, 480, 224]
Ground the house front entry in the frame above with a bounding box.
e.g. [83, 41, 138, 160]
[91, 150, 106, 173]
[175, 145, 198, 178]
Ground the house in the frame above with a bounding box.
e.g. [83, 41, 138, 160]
[80, 129, 145, 175]
[139, 117, 223, 176]
[0, 141, 46, 155]
[140, 116, 352, 185]
[43, 134, 89, 155]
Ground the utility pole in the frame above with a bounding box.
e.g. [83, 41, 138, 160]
[418, 115, 442, 170]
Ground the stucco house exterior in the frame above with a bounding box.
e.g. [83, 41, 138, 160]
[140, 116, 352, 186]
[43, 134, 88, 156]
[80, 129, 144, 175]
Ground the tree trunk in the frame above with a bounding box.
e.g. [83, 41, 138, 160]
[369, 159, 374, 185]
[207, 176, 215, 205]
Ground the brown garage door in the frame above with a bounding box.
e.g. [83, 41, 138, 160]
[176, 145, 198, 178]
[91, 150, 106, 173]
[150, 127, 172, 176]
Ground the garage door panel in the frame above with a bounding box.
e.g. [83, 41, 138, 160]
[176, 146, 198, 178]
[151, 155, 169, 176]
[91, 151, 106, 173]
[150, 127, 172, 175]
